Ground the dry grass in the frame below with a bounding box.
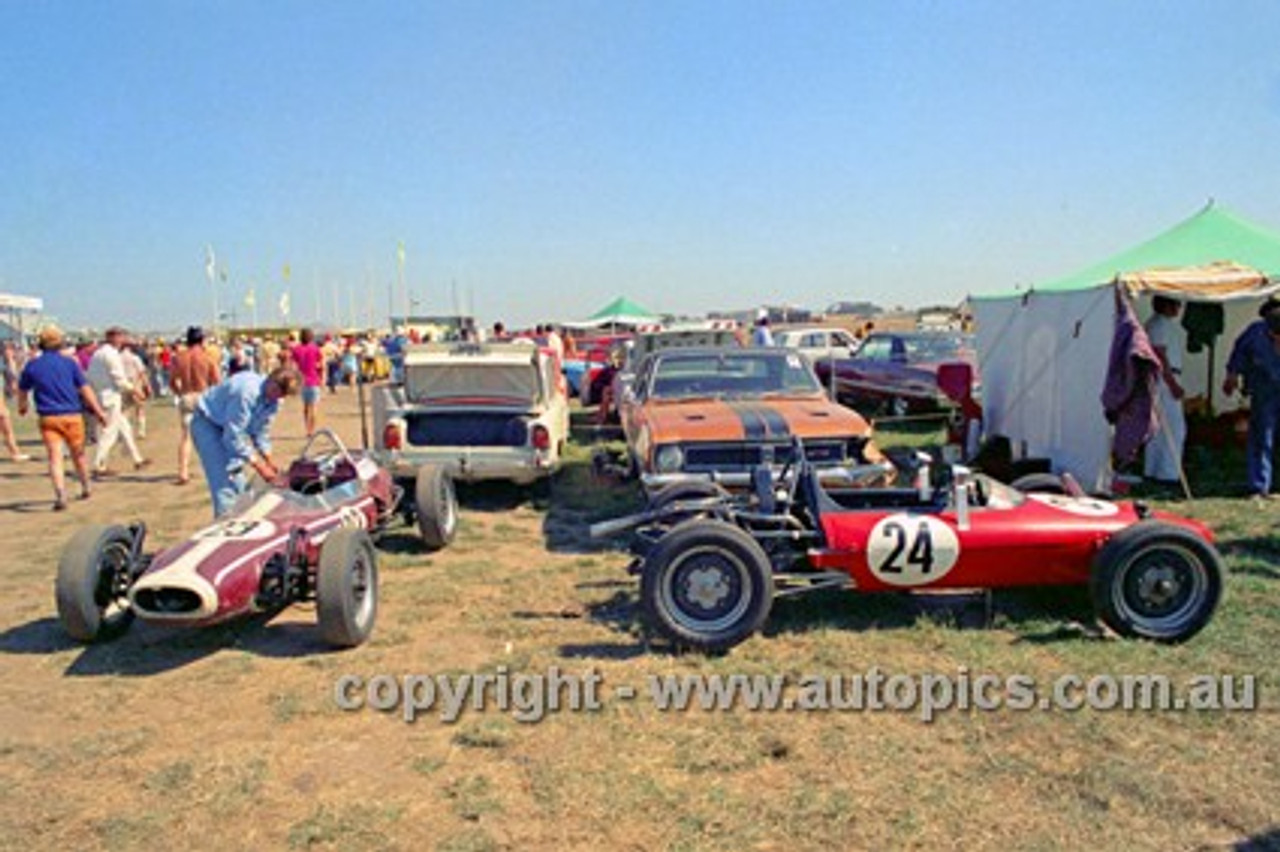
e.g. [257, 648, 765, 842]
[0, 393, 1275, 850]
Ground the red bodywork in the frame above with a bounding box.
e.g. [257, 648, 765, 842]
[128, 454, 394, 626]
[807, 491, 1212, 593]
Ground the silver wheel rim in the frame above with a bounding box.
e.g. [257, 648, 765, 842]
[1111, 542, 1207, 636]
[95, 540, 133, 626]
[659, 544, 753, 635]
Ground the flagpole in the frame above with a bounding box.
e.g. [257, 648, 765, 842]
[397, 240, 407, 328]
[206, 245, 218, 337]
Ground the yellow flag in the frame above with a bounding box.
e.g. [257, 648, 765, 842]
[282, 263, 292, 281]
[244, 287, 256, 308]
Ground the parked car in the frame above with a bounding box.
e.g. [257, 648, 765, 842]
[775, 326, 861, 363]
[812, 331, 979, 417]
[371, 341, 570, 548]
[56, 429, 397, 648]
[620, 347, 891, 491]
[593, 453, 1224, 652]
[593, 323, 742, 423]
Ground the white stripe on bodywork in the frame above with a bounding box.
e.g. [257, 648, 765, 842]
[135, 493, 375, 618]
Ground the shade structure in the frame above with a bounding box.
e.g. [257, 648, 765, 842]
[972, 203, 1280, 491]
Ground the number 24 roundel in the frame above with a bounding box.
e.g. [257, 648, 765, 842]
[865, 514, 961, 587]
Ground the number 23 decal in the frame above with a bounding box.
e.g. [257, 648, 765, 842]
[866, 514, 960, 587]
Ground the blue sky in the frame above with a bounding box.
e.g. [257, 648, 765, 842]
[3, 0, 1280, 331]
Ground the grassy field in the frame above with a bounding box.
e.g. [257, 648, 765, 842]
[0, 396, 1276, 850]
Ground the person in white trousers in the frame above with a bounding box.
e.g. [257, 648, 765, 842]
[1144, 295, 1186, 484]
[87, 327, 149, 476]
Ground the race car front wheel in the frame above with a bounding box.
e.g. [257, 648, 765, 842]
[56, 524, 137, 642]
[1091, 521, 1223, 643]
[415, 464, 458, 551]
[641, 520, 774, 653]
[317, 528, 379, 648]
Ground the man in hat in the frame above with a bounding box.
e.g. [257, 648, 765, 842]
[1223, 300, 1280, 499]
[751, 311, 775, 347]
[87, 326, 149, 476]
[190, 365, 301, 516]
[169, 325, 221, 485]
[17, 326, 108, 510]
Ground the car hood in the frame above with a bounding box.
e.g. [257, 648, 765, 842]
[643, 396, 872, 443]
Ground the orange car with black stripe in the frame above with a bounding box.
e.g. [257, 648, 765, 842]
[622, 348, 890, 489]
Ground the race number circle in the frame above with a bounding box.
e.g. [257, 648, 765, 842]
[866, 513, 960, 587]
[194, 518, 277, 541]
[1027, 493, 1120, 517]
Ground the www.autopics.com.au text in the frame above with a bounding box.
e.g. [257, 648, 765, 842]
[333, 666, 1261, 724]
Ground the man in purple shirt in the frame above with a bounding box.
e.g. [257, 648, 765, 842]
[17, 326, 108, 510]
[1223, 301, 1280, 499]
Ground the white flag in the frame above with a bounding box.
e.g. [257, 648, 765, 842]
[397, 240, 406, 267]
[205, 245, 216, 283]
[279, 291, 291, 318]
[244, 287, 256, 309]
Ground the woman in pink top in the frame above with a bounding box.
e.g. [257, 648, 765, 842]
[291, 328, 324, 436]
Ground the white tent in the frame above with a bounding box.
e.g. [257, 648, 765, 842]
[972, 204, 1280, 492]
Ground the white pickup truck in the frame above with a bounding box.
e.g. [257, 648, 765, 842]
[370, 342, 570, 548]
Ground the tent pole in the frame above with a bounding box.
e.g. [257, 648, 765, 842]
[1151, 393, 1193, 500]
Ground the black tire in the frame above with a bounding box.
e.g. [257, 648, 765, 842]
[1090, 521, 1223, 643]
[415, 464, 458, 551]
[56, 524, 137, 642]
[316, 528, 378, 648]
[1011, 473, 1067, 495]
[641, 520, 774, 652]
[646, 480, 731, 512]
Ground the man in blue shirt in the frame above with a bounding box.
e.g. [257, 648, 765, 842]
[1223, 301, 1280, 499]
[17, 326, 108, 510]
[191, 366, 301, 516]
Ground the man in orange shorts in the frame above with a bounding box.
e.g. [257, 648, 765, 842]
[17, 326, 108, 510]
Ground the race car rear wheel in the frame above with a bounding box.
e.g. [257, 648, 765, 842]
[1010, 472, 1068, 494]
[641, 520, 774, 653]
[415, 464, 458, 551]
[317, 528, 378, 648]
[56, 524, 137, 642]
[1091, 521, 1223, 643]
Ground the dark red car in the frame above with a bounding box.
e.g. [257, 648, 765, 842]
[813, 332, 979, 417]
[56, 430, 398, 648]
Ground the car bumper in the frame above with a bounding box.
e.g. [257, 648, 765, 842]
[374, 447, 557, 484]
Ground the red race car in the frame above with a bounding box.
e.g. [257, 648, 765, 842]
[592, 450, 1224, 652]
[56, 429, 400, 648]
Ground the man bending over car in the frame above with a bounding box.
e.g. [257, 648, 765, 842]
[191, 366, 301, 516]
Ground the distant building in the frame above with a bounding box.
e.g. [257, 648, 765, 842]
[0, 292, 44, 342]
[826, 301, 882, 317]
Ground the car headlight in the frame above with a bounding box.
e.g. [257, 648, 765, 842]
[654, 445, 684, 473]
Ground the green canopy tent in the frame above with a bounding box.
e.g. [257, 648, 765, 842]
[566, 296, 661, 330]
[971, 202, 1280, 491]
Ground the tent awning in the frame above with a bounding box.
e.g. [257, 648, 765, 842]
[1116, 260, 1280, 302]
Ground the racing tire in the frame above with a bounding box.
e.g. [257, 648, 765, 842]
[56, 524, 137, 642]
[1090, 521, 1223, 643]
[641, 520, 774, 653]
[646, 480, 731, 511]
[317, 528, 379, 648]
[1010, 473, 1068, 495]
[415, 464, 458, 551]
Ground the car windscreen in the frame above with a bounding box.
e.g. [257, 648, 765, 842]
[407, 363, 539, 402]
[904, 335, 972, 362]
[648, 351, 821, 399]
